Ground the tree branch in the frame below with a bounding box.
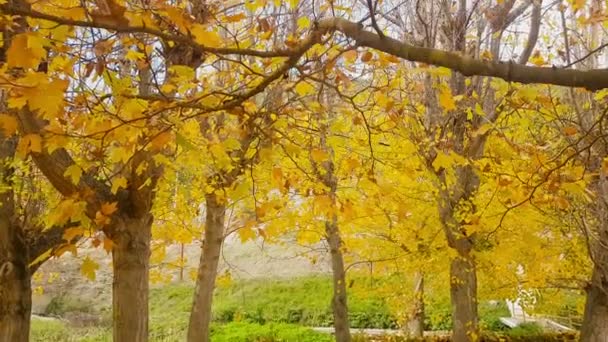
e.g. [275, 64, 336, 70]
[317, 17, 608, 90]
[0, 3, 294, 58]
[518, 0, 542, 65]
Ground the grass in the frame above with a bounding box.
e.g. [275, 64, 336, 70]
[30, 320, 332, 342]
[30, 276, 533, 341]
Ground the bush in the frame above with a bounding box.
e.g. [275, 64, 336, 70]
[45, 295, 95, 316]
[504, 322, 544, 337]
[212, 276, 397, 329]
[210, 322, 334, 342]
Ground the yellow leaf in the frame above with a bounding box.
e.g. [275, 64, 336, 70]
[530, 51, 546, 66]
[81, 257, 99, 281]
[0, 114, 18, 136]
[310, 148, 329, 163]
[111, 176, 128, 194]
[29, 248, 52, 268]
[568, 0, 585, 11]
[125, 49, 145, 61]
[272, 167, 283, 184]
[150, 131, 172, 150]
[63, 227, 84, 242]
[103, 237, 114, 254]
[563, 126, 578, 136]
[238, 223, 257, 243]
[289, 0, 298, 8]
[16, 134, 42, 159]
[294, 81, 315, 97]
[438, 87, 456, 111]
[101, 202, 119, 216]
[343, 50, 358, 63]
[225, 13, 246, 22]
[216, 271, 232, 288]
[432, 151, 467, 171]
[64, 164, 83, 185]
[54, 243, 77, 257]
[297, 16, 310, 30]
[7, 33, 47, 69]
[192, 25, 222, 47]
[601, 157, 608, 176]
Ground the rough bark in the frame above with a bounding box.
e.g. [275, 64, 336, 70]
[581, 264, 608, 342]
[0, 137, 31, 342]
[187, 193, 226, 342]
[111, 214, 152, 342]
[581, 175, 608, 341]
[326, 217, 351, 342]
[450, 247, 478, 342]
[0, 250, 31, 342]
[406, 272, 424, 338]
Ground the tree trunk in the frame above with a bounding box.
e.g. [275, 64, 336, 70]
[0, 254, 31, 342]
[450, 246, 478, 342]
[406, 272, 424, 338]
[0, 134, 30, 342]
[326, 218, 351, 342]
[187, 193, 226, 342]
[112, 214, 152, 342]
[581, 264, 608, 341]
[0, 222, 31, 342]
[581, 174, 608, 342]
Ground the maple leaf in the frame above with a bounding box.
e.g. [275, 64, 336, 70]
[16, 134, 42, 159]
[111, 176, 128, 194]
[192, 25, 222, 47]
[64, 164, 83, 185]
[81, 257, 99, 281]
[7, 33, 47, 69]
[295, 81, 315, 97]
[563, 126, 578, 136]
[103, 237, 114, 254]
[438, 87, 456, 111]
[101, 202, 119, 216]
[310, 148, 329, 163]
[0, 114, 18, 136]
[29, 248, 52, 268]
[63, 227, 85, 242]
[237, 225, 257, 243]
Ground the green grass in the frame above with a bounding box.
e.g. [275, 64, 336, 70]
[31, 319, 331, 342]
[31, 275, 519, 341]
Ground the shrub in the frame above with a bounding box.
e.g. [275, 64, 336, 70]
[210, 322, 334, 342]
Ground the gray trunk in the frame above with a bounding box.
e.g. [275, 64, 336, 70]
[326, 218, 351, 342]
[112, 215, 152, 342]
[406, 272, 424, 338]
[187, 193, 225, 342]
[450, 247, 478, 342]
[581, 264, 608, 342]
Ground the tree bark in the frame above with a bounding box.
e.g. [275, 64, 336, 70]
[450, 245, 478, 342]
[406, 272, 424, 338]
[581, 174, 608, 341]
[0, 133, 31, 342]
[112, 214, 152, 342]
[0, 199, 31, 342]
[326, 217, 351, 342]
[581, 264, 608, 342]
[187, 193, 226, 342]
[0, 251, 31, 342]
